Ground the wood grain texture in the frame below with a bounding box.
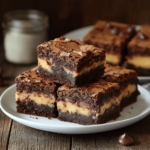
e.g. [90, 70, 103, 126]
[8, 121, 71, 150]
[72, 115, 150, 150]
[0, 79, 13, 150]
[1, 0, 150, 43]
[0, 110, 12, 150]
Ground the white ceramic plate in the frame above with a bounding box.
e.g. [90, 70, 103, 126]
[0, 84, 150, 134]
[63, 25, 150, 82]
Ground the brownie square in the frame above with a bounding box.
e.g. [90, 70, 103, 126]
[57, 79, 122, 125]
[126, 25, 150, 76]
[37, 36, 106, 87]
[83, 20, 135, 65]
[102, 64, 139, 108]
[15, 67, 59, 118]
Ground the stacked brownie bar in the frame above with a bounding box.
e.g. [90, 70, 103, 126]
[16, 36, 139, 125]
[125, 25, 150, 76]
[102, 64, 139, 109]
[37, 37, 106, 86]
[83, 20, 135, 66]
[16, 67, 59, 118]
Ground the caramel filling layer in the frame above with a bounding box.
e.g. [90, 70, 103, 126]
[16, 91, 56, 107]
[106, 53, 121, 65]
[57, 84, 136, 118]
[38, 58, 106, 77]
[126, 56, 150, 68]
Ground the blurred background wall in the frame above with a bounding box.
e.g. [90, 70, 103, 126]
[0, 0, 150, 44]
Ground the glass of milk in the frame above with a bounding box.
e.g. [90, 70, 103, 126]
[2, 10, 49, 64]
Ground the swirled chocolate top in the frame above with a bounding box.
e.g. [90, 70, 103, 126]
[128, 25, 150, 55]
[83, 20, 135, 53]
[16, 66, 58, 93]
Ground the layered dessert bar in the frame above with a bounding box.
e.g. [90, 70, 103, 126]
[57, 79, 127, 125]
[126, 25, 150, 76]
[83, 20, 135, 65]
[37, 37, 106, 87]
[15, 67, 59, 118]
[102, 64, 139, 108]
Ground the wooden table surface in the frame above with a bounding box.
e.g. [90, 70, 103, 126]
[0, 48, 150, 150]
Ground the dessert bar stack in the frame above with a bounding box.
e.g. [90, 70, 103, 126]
[83, 20, 136, 66]
[15, 36, 139, 125]
[125, 25, 150, 76]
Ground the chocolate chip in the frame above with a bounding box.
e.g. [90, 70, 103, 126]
[118, 133, 134, 146]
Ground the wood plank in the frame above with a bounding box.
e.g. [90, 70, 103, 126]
[0, 110, 12, 150]
[0, 79, 14, 150]
[8, 121, 71, 150]
[72, 115, 150, 150]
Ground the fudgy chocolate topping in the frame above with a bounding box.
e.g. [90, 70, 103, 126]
[94, 20, 135, 39]
[84, 20, 135, 55]
[118, 133, 134, 146]
[128, 25, 150, 55]
[16, 66, 58, 93]
[57, 79, 120, 106]
[102, 64, 138, 82]
[37, 37, 105, 72]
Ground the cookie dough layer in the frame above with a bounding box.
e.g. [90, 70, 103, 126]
[16, 91, 56, 107]
[16, 91, 57, 118]
[38, 58, 106, 77]
[106, 53, 121, 65]
[126, 56, 150, 68]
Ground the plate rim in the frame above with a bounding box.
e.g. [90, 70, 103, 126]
[0, 84, 150, 129]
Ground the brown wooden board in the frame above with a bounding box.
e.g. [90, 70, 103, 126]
[8, 121, 71, 150]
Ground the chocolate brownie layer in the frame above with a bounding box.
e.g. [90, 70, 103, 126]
[16, 67, 59, 95]
[102, 64, 138, 82]
[38, 64, 104, 87]
[16, 99, 57, 118]
[37, 37, 106, 86]
[83, 20, 135, 65]
[126, 63, 150, 76]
